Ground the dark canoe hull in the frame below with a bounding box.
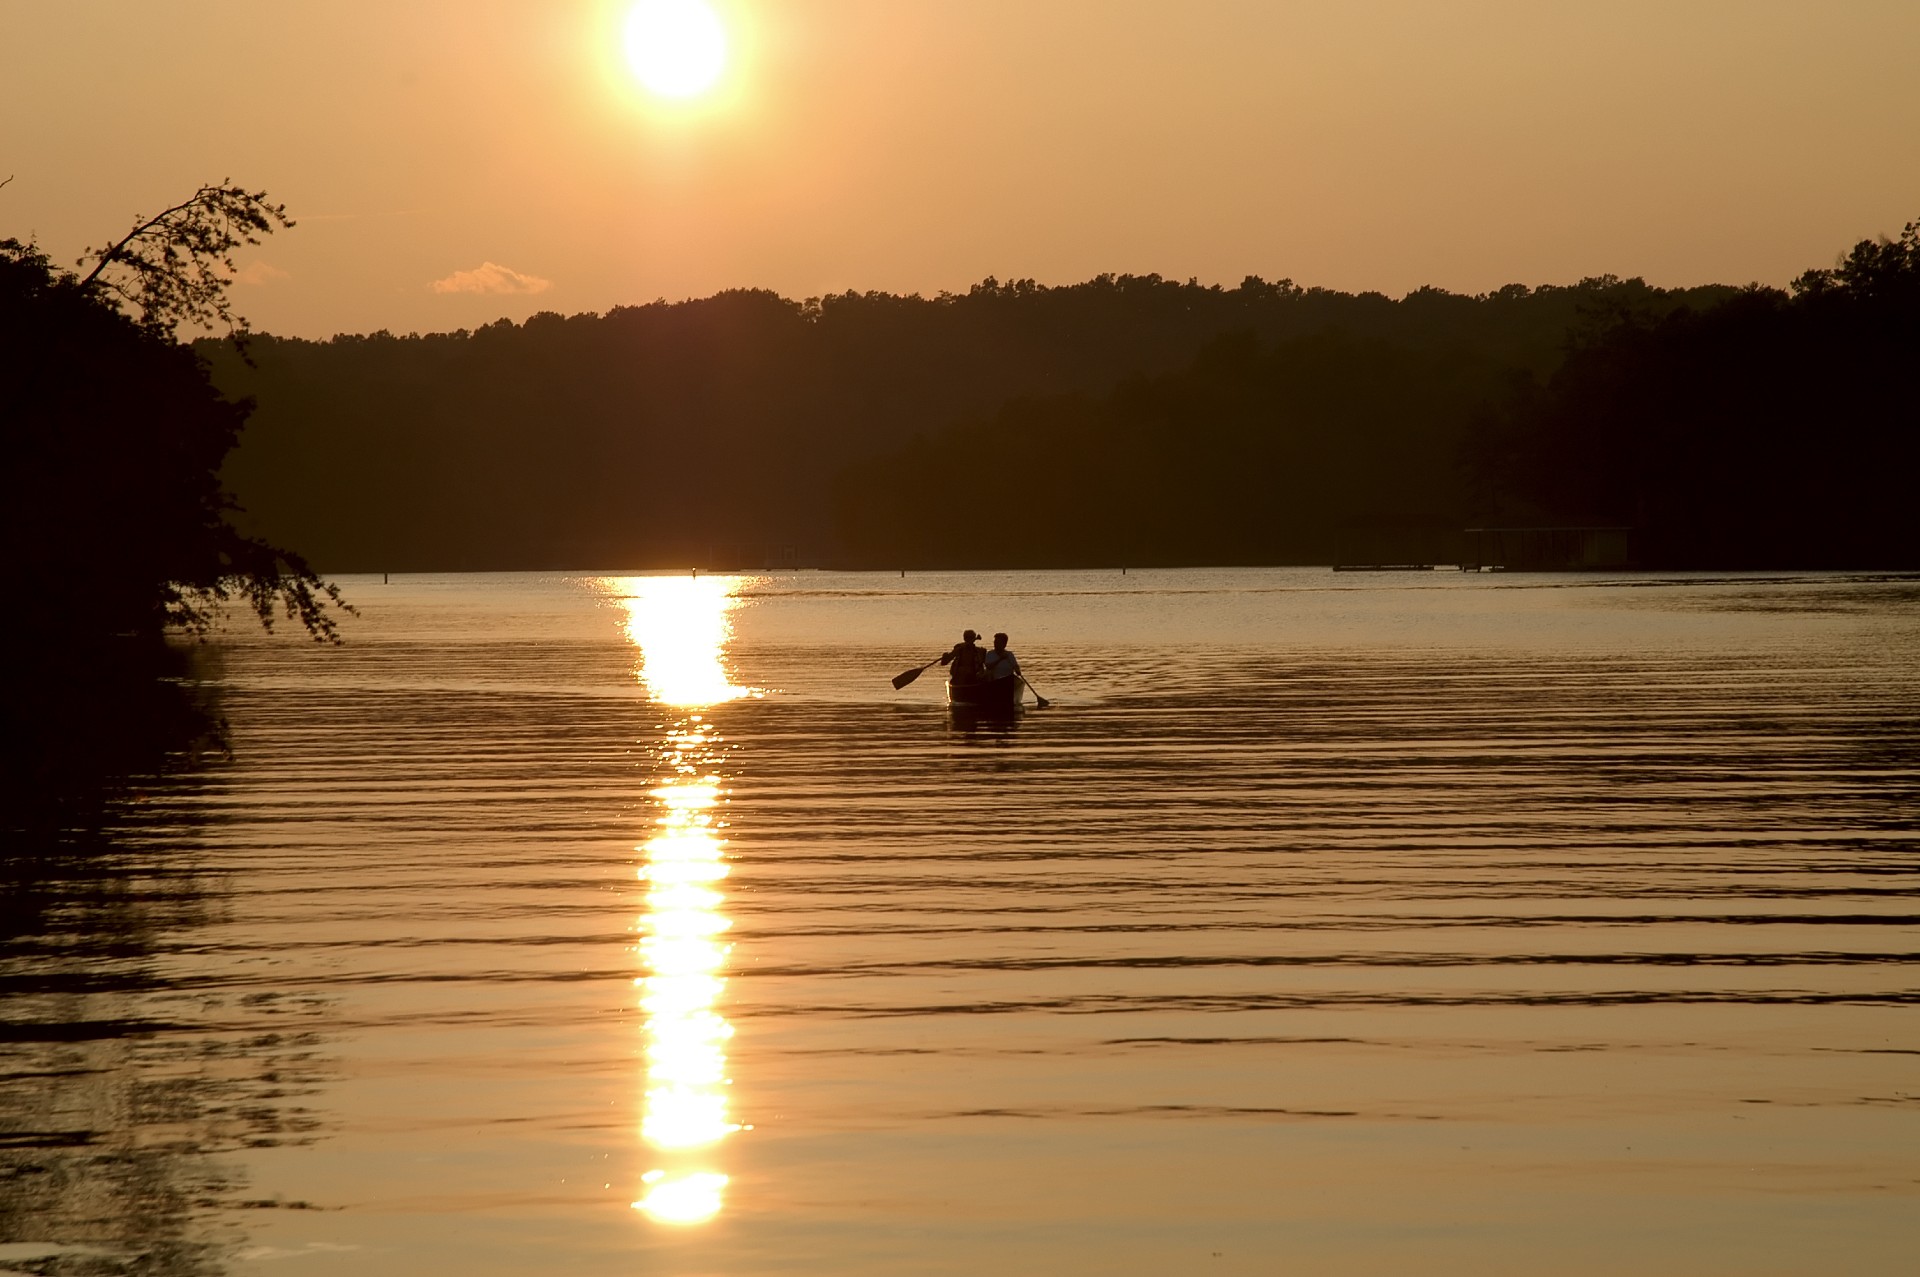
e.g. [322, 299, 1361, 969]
[946, 676, 1023, 710]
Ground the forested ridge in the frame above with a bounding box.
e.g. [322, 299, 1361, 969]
[209, 224, 1918, 572]
[1471, 228, 1920, 568]
[208, 273, 1728, 570]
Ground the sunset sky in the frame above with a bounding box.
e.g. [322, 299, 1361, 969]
[6, 0, 1917, 339]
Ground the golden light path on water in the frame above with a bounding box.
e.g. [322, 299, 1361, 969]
[612, 575, 755, 709]
[598, 575, 757, 1226]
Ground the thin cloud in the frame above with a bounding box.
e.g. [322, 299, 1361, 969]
[430, 261, 552, 295]
[235, 261, 290, 286]
[298, 208, 431, 222]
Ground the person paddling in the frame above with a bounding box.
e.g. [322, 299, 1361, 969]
[892, 630, 1049, 707]
[940, 629, 988, 685]
[983, 632, 1021, 682]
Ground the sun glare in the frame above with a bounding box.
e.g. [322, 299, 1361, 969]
[602, 575, 754, 707]
[635, 763, 738, 1224]
[624, 0, 728, 99]
[595, 574, 748, 1226]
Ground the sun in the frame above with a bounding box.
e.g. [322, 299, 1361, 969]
[624, 0, 728, 100]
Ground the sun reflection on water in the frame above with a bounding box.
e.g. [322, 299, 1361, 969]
[636, 759, 737, 1223]
[598, 575, 755, 1228]
[605, 574, 756, 707]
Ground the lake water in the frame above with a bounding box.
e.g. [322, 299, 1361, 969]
[4, 568, 1918, 1275]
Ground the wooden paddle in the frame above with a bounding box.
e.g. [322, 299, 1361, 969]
[1021, 676, 1052, 709]
[891, 655, 947, 690]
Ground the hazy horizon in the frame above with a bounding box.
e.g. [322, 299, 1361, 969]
[7, 0, 1918, 340]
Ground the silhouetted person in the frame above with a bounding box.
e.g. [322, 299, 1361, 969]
[984, 632, 1021, 682]
[939, 629, 987, 684]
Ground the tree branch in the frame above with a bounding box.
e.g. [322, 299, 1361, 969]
[77, 180, 294, 337]
[78, 189, 211, 287]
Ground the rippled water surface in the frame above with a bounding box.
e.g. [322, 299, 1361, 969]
[5, 569, 1918, 1274]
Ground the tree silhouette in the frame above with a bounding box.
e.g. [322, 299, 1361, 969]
[211, 271, 1735, 570]
[1470, 218, 1920, 568]
[4, 181, 347, 654]
[79, 180, 293, 341]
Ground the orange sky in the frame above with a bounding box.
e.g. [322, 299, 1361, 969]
[6, 0, 1917, 339]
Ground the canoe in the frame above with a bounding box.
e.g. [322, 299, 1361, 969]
[946, 675, 1023, 709]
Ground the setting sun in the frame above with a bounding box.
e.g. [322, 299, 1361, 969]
[623, 0, 727, 99]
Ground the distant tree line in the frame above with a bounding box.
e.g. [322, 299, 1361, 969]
[836, 227, 1919, 570]
[1469, 221, 1919, 567]
[208, 273, 1739, 571]
[203, 218, 1919, 574]
[836, 327, 1508, 568]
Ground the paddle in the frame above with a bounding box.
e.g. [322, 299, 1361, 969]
[1021, 676, 1051, 709]
[891, 656, 947, 690]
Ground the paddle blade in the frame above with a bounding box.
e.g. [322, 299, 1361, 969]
[891, 665, 926, 690]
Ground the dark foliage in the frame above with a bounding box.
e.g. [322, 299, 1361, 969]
[209, 274, 1732, 571]
[2, 192, 344, 829]
[80, 179, 294, 342]
[830, 278, 1734, 568]
[1471, 220, 1920, 567]
[207, 221, 1912, 573]
[835, 329, 1507, 567]
[0, 238, 344, 644]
